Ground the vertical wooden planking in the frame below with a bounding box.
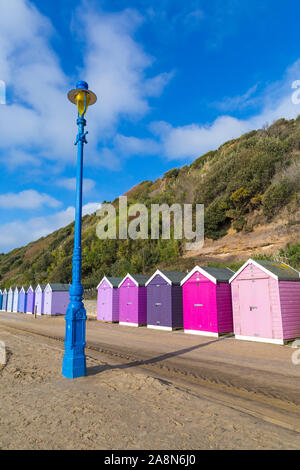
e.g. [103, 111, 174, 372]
[279, 281, 300, 340]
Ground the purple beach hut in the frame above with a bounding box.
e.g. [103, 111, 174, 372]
[118, 274, 149, 327]
[43, 283, 69, 316]
[146, 270, 186, 331]
[18, 286, 27, 313]
[97, 276, 122, 322]
[26, 285, 36, 314]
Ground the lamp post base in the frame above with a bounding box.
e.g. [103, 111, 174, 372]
[62, 353, 86, 379]
[62, 291, 87, 379]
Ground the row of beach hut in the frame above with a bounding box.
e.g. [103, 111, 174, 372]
[0, 284, 69, 316]
[97, 259, 300, 345]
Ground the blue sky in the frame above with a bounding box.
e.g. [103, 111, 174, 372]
[0, 0, 300, 252]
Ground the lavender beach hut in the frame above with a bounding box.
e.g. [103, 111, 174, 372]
[2, 289, 7, 311]
[181, 266, 234, 337]
[7, 287, 14, 312]
[18, 287, 27, 313]
[97, 276, 122, 322]
[230, 259, 300, 344]
[44, 283, 69, 316]
[146, 270, 186, 331]
[13, 286, 19, 312]
[118, 274, 148, 327]
[26, 286, 35, 314]
[35, 284, 46, 315]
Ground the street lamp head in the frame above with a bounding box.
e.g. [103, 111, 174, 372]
[68, 80, 97, 117]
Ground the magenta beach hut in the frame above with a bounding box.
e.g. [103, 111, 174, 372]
[181, 266, 234, 337]
[118, 274, 148, 327]
[35, 284, 46, 315]
[230, 259, 300, 344]
[44, 284, 69, 316]
[97, 276, 122, 322]
[146, 270, 185, 331]
[26, 285, 35, 314]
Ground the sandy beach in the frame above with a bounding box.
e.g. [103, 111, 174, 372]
[0, 321, 300, 450]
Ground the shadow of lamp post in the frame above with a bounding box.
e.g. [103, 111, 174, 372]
[62, 81, 97, 379]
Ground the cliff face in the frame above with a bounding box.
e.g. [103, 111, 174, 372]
[1, 116, 300, 288]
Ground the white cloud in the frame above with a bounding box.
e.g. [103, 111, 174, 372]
[0, 202, 101, 252]
[56, 178, 96, 193]
[78, 6, 173, 152]
[146, 59, 300, 160]
[82, 202, 101, 216]
[0, 190, 61, 210]
[114, 134, 161, 156]
[0, 1, 172, 170]
[213, 84, 259, 112]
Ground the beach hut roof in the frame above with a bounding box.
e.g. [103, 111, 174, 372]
[118, 273, 149, 287]
[20, 286, 28, 293]
[97, 276, 123, 289]
[46, 283, 70, 292]
[181, 265, 234, 285]
[3, 288, 7, 293]
[14, 286, 19, 293]
[146, 270, 186, 286]
[229, 259, 300, 283]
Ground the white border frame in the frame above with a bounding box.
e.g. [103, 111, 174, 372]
[180, 265, 217, 286]
[119, 321, 140, 327]
[229, 259, 278, 283]
[235, 334, 284, 345]
[97, 276, 114, 289]
[145, 269, 172, 287]
[147, 325, 173, 331]
[184, 329, 219, 337]
[118, 273, 141, 288]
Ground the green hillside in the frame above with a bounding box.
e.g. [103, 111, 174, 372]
[1, 116, 300, 289]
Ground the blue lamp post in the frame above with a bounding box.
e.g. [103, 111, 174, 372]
[62, 81, 97, 379]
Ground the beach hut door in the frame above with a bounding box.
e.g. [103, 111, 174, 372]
[184, 281, 211, 331]
[239, 279, 272, 338]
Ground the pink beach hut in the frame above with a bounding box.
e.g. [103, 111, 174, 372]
[118, 274, 149, 327]
[97, 276, 122, 322]
[181, 266, 234, 337]
[230, 259, 300, 344]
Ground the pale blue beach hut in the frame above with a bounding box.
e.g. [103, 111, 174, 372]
[35, 284, 46, 315]
[2, 289, 7, 311]
[7, 287, 14, 312]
